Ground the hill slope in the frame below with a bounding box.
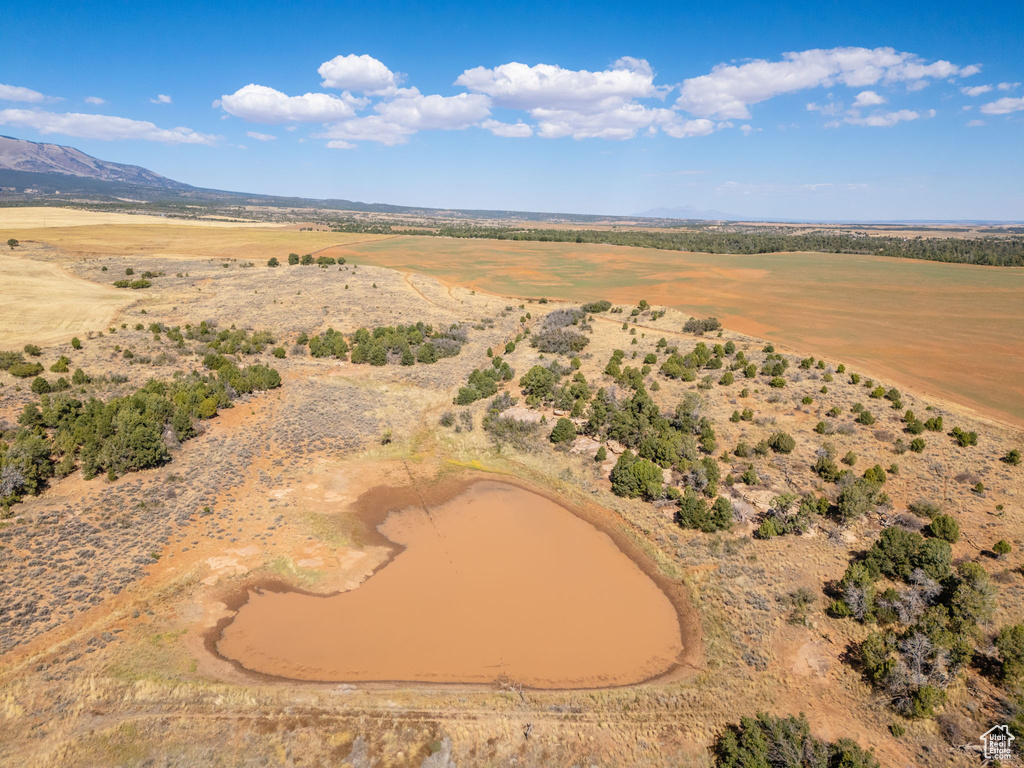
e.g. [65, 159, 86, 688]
[0, 135, 192, 189]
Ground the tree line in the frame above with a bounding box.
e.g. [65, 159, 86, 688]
[329, 221, 1024, 266]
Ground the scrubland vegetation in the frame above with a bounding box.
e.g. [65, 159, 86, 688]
[0, 228, 1021, 768]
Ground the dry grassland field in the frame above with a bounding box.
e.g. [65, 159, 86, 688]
[322, 236, 1024, 427]
[0, 207, 284, 229]
[0, 219, 1021, 767]
[0, 250, 133, 348]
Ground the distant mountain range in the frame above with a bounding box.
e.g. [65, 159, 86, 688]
[0, 136, 610, 221]
[0, 135, 191, 190]
[0, 136, 1019, 225]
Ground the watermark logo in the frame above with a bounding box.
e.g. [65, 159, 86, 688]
[981, 724, 1015, 761]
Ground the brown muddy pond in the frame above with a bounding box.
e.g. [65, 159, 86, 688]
[215, 480, 685, 688]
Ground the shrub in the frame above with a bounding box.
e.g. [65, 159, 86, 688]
[519, 365, 559, 404]
[549, 418, 577, 445]
[856, 410, 876, 425]
[683, 316, 721, 334]
[863, 526, 922, 581]
[842, 451, 857, 466]
[675, 489, 732, 532]
[925, 514, 960, 543]
[994, 540, 1013, 558]
[8, 361, 43, 378]
[267, 256, 279, 267]
[581, 300, 612, 313]
[531, 328, 589, 355]
[951, 427, 978, 447]
[910, 437, 926, 453]
[1004, 448, 1022, 466]
[756, 518, 781, 539]
[23, 344, 41, 356]
[455, 368, 503, 405]
[996, 625, 1024, 686]
[863, 464, 887, 484]
[610, 450, 663, 500]
[272, 346, 286, 359]
[71, 337, 82, 349]
[767, 431, 796, 454]
[713, 712, 879, 768]
[594, 445, 607, 462]
[836, 478, 879, 522]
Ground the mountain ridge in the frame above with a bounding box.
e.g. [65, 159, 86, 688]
[0, 135, 192, 190]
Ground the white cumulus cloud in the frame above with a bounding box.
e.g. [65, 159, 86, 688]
[317, 116, 415, 147]
[318, 54, 398, 94]
[374, 90, 491, 130]
[853, 90, 887, 107]
[843, 108, 932, 127]
[0, 108, 218, 144]
[220, 84, 358, 123]
[0, 83, 48, 103]
[317, 91, 492, 146]
[532, 103, 675, 140]
[980, 96, 1024, 115]
[662, 117, 718, 138]
[997, 82, 1021, 91]
[246, 131, 276, 141]
[676, 47, 972, 119]
[967, 119, 985, 127]
[84, 96, 105, 105]
[150, 94, 172, 104]
[961, 85, 993, 96]
[225, 48, 979, 146]
[480, 119, 533, 137]
[452, 58, 712, 141]
[455, 58, 659, 112]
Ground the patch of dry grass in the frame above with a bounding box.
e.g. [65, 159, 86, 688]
[0, 247, 131, 347]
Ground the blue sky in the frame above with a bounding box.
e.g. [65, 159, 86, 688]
[1, 0, 1022, 220]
